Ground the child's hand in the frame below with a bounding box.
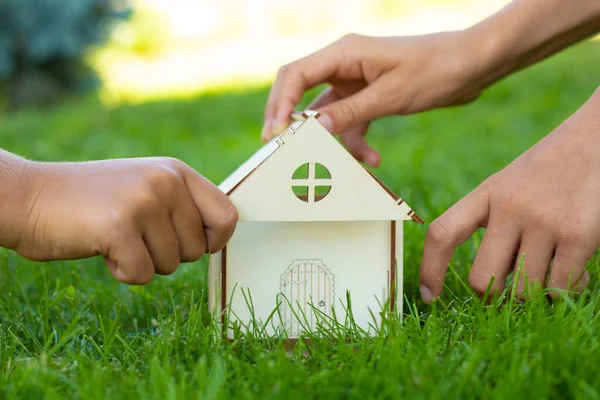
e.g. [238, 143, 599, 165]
[261, 32, 489, 167]
[14, 157, 237, 285]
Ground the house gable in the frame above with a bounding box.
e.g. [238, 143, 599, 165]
[222, 115, 421, 222]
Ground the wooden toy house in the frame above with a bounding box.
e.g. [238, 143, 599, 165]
[208, 111, 423, 339]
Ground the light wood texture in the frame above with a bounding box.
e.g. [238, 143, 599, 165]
[394, 220, 404, 317]
[221, 115, 417, 221]
[210, 111, 421, 340]
[223, 220, 390, 339]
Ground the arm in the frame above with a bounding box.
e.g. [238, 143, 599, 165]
[261, 0, 600, 167]
[0, 149, 238, 284]
[469, 0, 600, 89]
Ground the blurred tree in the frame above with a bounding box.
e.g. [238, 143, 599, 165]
[0, 0, 130, 111]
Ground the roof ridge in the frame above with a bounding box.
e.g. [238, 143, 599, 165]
[218, 110, 423, 224]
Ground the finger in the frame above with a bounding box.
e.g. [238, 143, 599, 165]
[179, 165, 239, 253]
[578, 271, 591, 292]
[262, 85, 336, 142]
[316, 76, 396, 134]
[512, 235, 555, 299]
[142, 212, 180, 275]
[263, 86, 338, 142]
[468, 215, 521, 298]
[307, 86, 339, 110]
[261, 79, 279, 142]
[339, 122, 380, 168]
[309, 87, 380, 167]
[260, 118, 274, 143]
[420, 183, 491, 302]
[261, 44, 345, 142]
[308, 80, 369, 110]
[547, 245, 592, 298]
[172, 187, 207, 262]
[104, 232, 154, 285]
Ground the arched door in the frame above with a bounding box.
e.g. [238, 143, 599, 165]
[279, 259, 335, 336]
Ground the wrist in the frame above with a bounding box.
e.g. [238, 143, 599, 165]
[459, 0, 600, 89]
[0, 153, 40, 251]
[449, 28, 505, 92]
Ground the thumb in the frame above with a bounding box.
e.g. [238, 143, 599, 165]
[316, 78, 392, 134]
[339, 122, 381, 168]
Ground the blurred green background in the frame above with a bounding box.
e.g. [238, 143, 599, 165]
[2, 0, 600, 317]
[0, 0, 512, 108]
[0, 1, 600, 396]
[1, 0, 599, 321]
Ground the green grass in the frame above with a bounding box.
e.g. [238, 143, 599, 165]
[0, 40, 600, 398]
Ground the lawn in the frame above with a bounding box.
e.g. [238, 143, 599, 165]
[0, 40, 600, 399]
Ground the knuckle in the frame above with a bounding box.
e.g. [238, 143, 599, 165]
[107, 189, 164, 229]
[340, 32, 362, 44]
[156, 156, 183, 166]
[468, 270, 495, 295]
[394, 96, 418, 115]
[335, 100, 360, 127]
[105, 206, 136, 232]
[426, 217, 454, 248]
[206, 206, 239, 254]
[145, 164, 181, 193]
[497, 189, 524, 217]
[129, 188, 160, 215]
[277, 63, 294, 78]
[418, 266, 442, 290]
[481, 172, 502, 194]
[529, 208, 551, 230]
[556, 219, 585, 246]
[215, 205, 239, 233]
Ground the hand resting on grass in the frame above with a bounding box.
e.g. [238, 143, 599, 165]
[0, 153, 238, 285]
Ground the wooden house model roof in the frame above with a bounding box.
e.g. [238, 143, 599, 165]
[218, 111, 423, 223]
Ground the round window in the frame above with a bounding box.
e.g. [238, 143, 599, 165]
[291, 162, 331, 203]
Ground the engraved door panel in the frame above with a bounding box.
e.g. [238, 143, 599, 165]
[280, 259, 334, 336]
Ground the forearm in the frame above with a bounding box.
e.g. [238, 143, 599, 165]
[0, 149, 35, 250]
[465, 0, 600, 87]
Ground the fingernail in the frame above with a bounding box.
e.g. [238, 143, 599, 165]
[318, 113, 333, 132]
[272, 120, 288, 137]
[579, 272, 590, 290]
[366, 151, 380, 168]
[420, 285, 434, 303]
[261, 120, 273, 142]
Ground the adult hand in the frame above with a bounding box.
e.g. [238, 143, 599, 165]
[261, 32, 489, 167]
[261, 0, 600, 168]
[14, 157, 238, 285]
[420, 88, 600, 302]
